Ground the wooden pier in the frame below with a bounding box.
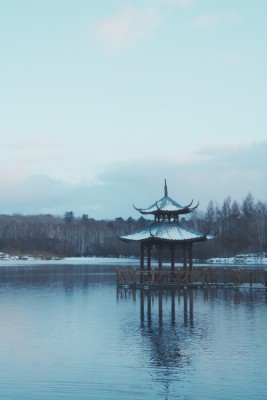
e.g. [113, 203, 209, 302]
[116, 267, 267, 289]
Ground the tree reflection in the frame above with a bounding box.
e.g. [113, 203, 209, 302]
[0, 264, 115, 293]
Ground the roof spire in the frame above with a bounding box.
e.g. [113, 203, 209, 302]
[164, 179, 168, 197]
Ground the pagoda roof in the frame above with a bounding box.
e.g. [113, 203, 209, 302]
[134, 196, 198, 215]
[134, 180, 198, 216]
[120, 221, 207, 243]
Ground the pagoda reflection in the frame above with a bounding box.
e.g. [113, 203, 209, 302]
[117, 287, 198, 370]
[138, 288, 194, 328]
[117, 287, 194, 327]
[117, 287, 202, 400]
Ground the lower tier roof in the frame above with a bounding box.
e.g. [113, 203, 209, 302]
[120, 221, 209, 243]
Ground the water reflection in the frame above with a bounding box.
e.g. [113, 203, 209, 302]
[117, 286, 267, 399]
[0, 264, 115, 293]
[1, 266, 267, 400]
[117, 288, 201, 400]
[117, 285, 267, 325]
[201, 285, 267, 305]
[137, 289, 194, 328]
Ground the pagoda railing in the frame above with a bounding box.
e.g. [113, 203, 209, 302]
[116, 267, 267, 288]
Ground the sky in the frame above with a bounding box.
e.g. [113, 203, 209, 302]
[0, 0, 267, 219]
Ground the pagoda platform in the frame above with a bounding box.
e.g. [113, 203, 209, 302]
[116, 267, 267, 290]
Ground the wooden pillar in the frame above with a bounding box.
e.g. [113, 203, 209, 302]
[188, 242, 193, 283]
[183, 290, 188, 324]
[183, 244, 187, 271]
[189, 290, 193, 325]
[171, 245, 175, 272]
[140, 289, 144, 323]
[140, 242, 145, 271]
[158, 291, 163, 326]
[147, 292, 151, 326]
[171, 290, 175, 325]
[158, 244, 163, 271]
[147, 245, 151, 271]
[189, 243, 193, 272]
[140, 242, 145, 284]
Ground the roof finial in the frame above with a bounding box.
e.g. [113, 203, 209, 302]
[164, 179, 168, 197]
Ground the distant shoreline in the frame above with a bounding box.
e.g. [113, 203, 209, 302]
[0, 256, 266, 270]
[0, 254, 141, 267]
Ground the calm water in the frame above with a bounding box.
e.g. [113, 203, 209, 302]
[0, 264, 266, 400]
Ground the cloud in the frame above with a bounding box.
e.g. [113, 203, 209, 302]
[1, 142, 266, 218]
[94, 6, 163, 51]
[195, 13, 219, 27]
[4, 138, 56, 150]
[226, 51, 241, 65]
[225, 11, 244, 24]
[166, 0, 195, 7]
[195, 11, 243, 27]
[95, 141, 267, 214]
[197, 140, 249, 156]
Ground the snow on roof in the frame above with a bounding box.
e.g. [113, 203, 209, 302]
[133, 181, 199, 215]
[120, 221, 207, 243]
[135, 195, 197, 215]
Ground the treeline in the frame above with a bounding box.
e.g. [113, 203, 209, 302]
[0, 213, 145, 258]
[190, 193, 267, 260]
[0, 193, 266, 260]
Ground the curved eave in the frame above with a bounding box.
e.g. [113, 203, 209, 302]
[134, 197, 199, 215]
[137, 208, 194, 216]
[120, 235, 207, 243]
[120, 221, 209, 243]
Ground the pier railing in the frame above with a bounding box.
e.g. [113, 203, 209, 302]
[116, 267, 267, 288]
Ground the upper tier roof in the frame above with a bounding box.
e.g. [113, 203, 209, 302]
[134, 180, 198, 216]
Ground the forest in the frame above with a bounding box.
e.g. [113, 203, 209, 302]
[0, 192, 266, 261]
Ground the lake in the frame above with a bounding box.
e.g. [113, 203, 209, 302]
[0, 262, 266, 400]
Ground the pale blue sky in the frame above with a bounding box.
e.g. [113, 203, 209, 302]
[0, 0, 267, 218]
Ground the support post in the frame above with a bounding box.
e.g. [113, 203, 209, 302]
[249, 271, 253, 288]
[189, 290, 194, 325]
[147, 292, 151, 326]
[183, 244, 187, 271]
[158, 292, 163, 326]
[171, 291, 175, 325]
[158, 244, 163, 271]
[140, 242, 145, 283]
[171, 245, 175, 272]
[140, 289, 144, 324]
[184, 290, 188, 324]
[188, 243, 193, 282]
[147, 245, 151, 271]
[189, 243, 193, 271]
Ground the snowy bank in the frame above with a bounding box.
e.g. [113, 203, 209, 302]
[0, 252, 140, 267]
[207, 253, 267, 265]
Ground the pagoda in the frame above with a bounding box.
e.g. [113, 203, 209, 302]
[120, 180, 208, 279]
